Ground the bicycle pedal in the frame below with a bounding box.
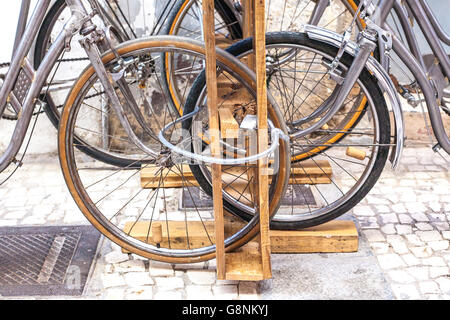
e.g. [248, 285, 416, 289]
[398, 85, 422, 107]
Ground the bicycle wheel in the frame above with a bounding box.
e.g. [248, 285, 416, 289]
[58, 37, 290, 262]
[184, 32, 391, 229]
[161, 0, 363, 116]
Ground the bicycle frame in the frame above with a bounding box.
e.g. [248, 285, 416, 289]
[373, 0, 450, 155]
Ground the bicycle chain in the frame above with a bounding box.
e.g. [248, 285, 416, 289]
[0, 57, 89, 69]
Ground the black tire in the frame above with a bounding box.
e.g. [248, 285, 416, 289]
[184, 32, 391, 229]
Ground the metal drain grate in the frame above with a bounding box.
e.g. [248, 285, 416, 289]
[0, 225, 101, 296]
[180, 185, 316, 210]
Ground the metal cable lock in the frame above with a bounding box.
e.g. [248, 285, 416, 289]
[158, 106, 289, 166]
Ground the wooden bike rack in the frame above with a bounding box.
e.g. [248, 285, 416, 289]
[198, 0, 271, 280]
[127, 0, 358, 282]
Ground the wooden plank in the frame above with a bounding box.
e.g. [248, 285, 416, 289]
[215, 34, 236, 49]
[140, 173, 331, 189]
[270, 220, 359, 253]
[291, 160, 332, 176]
[123, 220, 358, 254]
[225, 241, 264, 281]
[201, 0, 226, 279]
[140, 161, 331, 177]
[140, 160, 333, 188]
[253, 0, 272, 280]
[218, 87, 253, 107]
[218, 108, 240, 139]
[123, 220, 243, 250]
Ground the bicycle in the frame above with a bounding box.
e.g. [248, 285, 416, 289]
[207, 0, 448, 229]
[300, 0, 450, 160]
[0, 0, 291, 262]
[157, 0, 393, 230]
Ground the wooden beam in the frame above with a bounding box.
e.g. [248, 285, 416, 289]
[254, 0, 272, 280]
[215, 34, 237, 49]
[140, 160, 333, 189]
[122, 220, 358, 254]
[270, 220, 358, 253]
[123, 220, 242, 250]
[225, 242, 264, 281]
[201, 0, 226, 280]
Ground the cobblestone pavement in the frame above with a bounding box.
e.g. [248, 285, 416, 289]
[0, 146, 448, 300]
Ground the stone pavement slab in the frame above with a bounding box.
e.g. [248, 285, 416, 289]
[260, 215, 394, 300]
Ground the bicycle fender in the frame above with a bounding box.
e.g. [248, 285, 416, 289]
[304, 24, 404, 169]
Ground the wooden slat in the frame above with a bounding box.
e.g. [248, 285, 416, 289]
[201, 0, 226, 280]
[270, 220, 358, 253]
[218, 88, 253, 107]
[140, 165, 197, 188]
[218, 108, 240, 139]
[140, 160, 333, 189]
[123, 220, 243, 250]
[123, 220, 358, 254]
[252, 0, 271, 279]
[215, 34, 236, 49]
[225, 242, 264, 281]
[291, 160, 332, 176]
